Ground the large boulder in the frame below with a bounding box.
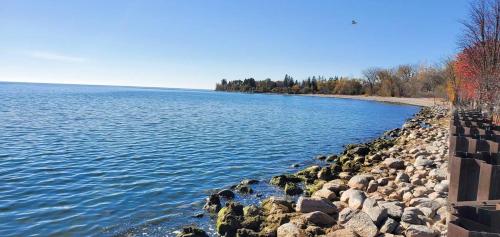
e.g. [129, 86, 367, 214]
[277, 223, 305, 237]
[295, 197, 337, 214]
[216, 202, 244, 237]
[344, 212, 378, 237]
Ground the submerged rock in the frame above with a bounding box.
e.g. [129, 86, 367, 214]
[218, 189, 235, 199]
[203, 194, 221, 213]
[177, 226, 209, 237]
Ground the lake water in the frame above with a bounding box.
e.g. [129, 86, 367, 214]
[0, 82, 419, 236]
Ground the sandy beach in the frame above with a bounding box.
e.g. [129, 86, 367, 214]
[301, 94, 447, 107]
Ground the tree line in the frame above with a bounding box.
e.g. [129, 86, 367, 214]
[215, 0, 499, 121]
[215, 64, 451, 98]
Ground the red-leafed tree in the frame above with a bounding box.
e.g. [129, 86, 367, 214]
[459, 0, 500, 114]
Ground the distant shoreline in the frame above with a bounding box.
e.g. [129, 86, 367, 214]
[299, 94, 446, 107]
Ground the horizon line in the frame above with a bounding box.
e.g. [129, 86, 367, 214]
[0, 80, 215, 92]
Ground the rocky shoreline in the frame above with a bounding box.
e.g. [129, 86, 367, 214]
[178, 106, 450, 237]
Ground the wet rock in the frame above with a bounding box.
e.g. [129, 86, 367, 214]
[295, 196, 337, 214]
[218, 189, 235, 199]
[277, 223, 305, 237]
[235, 184, 254, 194]
[316, 155, 327, 160]
[304, 180, 326, 196]
[203, 194, 221, 213]
[326, 155, 338, 162]
[216, 202, 244, 237]
[241, 179, 259, 185]
[405, 224, 438, 237]
[284, 183, 303, 195]
[345, 211, 378, 237]
[270, 175, 302, 187]
[177, 226, 209, 237]
[318, 166, 335, 181]
[300, 211, 335, 227]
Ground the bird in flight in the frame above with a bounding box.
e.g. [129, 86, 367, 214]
[352, 20, 358, 25]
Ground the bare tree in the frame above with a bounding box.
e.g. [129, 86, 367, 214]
[460, 0, 500, 113]
[362, 68, 381, 95]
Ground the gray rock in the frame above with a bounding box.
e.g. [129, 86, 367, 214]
[383, 158, 405, 169]
[348, 190, 366, 209]
[380, 202, 404, 219]
[338, 207, 357, 225]
[348, 175, 372, 190]
[300, 211, 335, 227]
[401, 207, 425, 225]
[323, 179, 348, 193]
[433, 180, 448, 193]
[345, 212, 378, 237]
[277, 223, 305, 237]
[405, 224, 438, 237]
[363, 205, 387, 226]
[379, 217, 398, 234]
[414, 157, 433, 167]
[296, 196, 337, 214]
[395, 173, 410, 183]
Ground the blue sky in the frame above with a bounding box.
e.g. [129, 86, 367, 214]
[0, 0, 470, 89]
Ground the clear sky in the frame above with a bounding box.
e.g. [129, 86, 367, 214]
[0, 0, 471, 89]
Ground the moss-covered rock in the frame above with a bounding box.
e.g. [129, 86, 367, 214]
[261, 197, 294, 214]
[284, 183, 303, 195]
[177, 226, 209, 237]
[317, 166, 335, 181]
[236, 228, 260, 237]
[269, 174, 302, 187]
[296, 166, 320, 184]
[304, 180, 326, 196]
[235, 184, 254, 194]
[216, 202, 245, 237]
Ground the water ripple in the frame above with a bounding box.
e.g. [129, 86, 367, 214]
[0, 82, 418, 236]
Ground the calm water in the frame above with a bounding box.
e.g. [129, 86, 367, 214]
[0, 82, 419, 236]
